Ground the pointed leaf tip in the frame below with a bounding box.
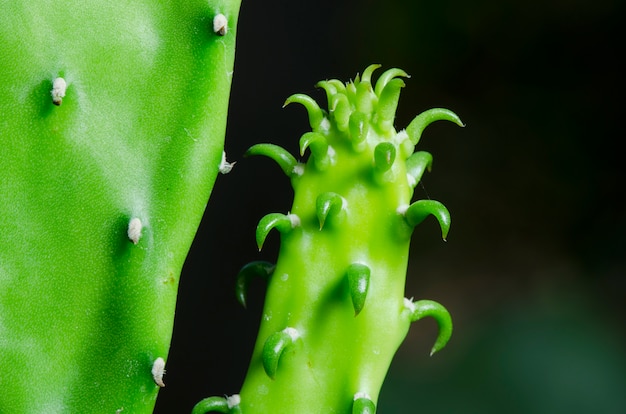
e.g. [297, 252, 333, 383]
[256, 213, 299, 251]
[235, 261, 275, 308]
[262, 327, 299, 379]
[284, 93, 326, 131]
[191, 394, 241, 414]
[347, 263, 371, 316]
[405, 151, 433, 188]
[408, 299, 453, 355]
[353, 393, 376, 414]
[316, 192, 346, 229]
[245, 143, 299, 177]
[374, 142, 397, 172]
[406, 108, 464, 145]
[404, 200, 451, 240]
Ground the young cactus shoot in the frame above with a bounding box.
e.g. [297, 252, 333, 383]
[194, 65, 463, 413]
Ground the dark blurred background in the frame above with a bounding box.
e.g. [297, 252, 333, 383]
[156, 0, 625, 412]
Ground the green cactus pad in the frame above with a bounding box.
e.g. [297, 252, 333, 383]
[0, 1, 241, 412]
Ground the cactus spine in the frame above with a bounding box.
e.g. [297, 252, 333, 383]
[194, 65, 462, 413]
[0, 1, 240, 412]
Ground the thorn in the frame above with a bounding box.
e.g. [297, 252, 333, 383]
[346, 263, 370, 316]
[406, 299, 453, 355]
[284, 93, 326, 131]
[316, 192, 346, 229]
[405, 151, 433, 188]
[406, 108, 464, 146]
[51, 77, 67, 106]
[235, 261, 275, 308]
[127, 218, 143, 245]
[256, 213, 300, 251]
[219, 151, 236, 174]
[403, 200, 451, 240]
[245, 144, 300, 177]
[213, 14, 228, 36]
[262, 327, 300, 379]
[151, 357, 166, 387]
[352, 393, 376, 414]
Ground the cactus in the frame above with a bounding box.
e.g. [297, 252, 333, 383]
[0, 1, 240, 412]
[193, 66, 463, 413]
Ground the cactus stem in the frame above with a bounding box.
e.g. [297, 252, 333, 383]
[262, 327, 300, 379]
[51, 77, 66, 106]
[127, 217, 143, 245]
[213, 14, 228, 36]
[235, 261, 275, 308]
[403, 200, 451, 241]
[151, 357, 166, 387]
[404, 299, 453, 356]
[219, 151, 236, 174]
[352, 392, 376, 414]
[346, 263, 371, 316]
[256, 213, 301, 251]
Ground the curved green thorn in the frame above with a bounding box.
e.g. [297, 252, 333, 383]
[374, 67, 410, 97]
[360, 63, 381, 85]
[235, 261, 275, 309]
[346, 263, 371, 316]
[256, 213, 300, 251]
[405, 151, 433, 188]
[406, 108, 465, 145]
[376, 78, 405, 132]
[191, 396, 230, 414]
[245, 143, 300, 177]
[262, 327, 300, 379]
[374, 142, 396, 172]
[349, 111, 370, 149]
[284, 93, 327, 131]
[316, 192, 347, 230]
[403, 200, 451, 240]
[331, 93, 351, 132]
[408, 299, 453, 355]
[352, 394, 376, 414]
[300, 132, 330, 171]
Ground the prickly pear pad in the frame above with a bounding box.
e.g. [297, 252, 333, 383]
[0, 1, 240, 412]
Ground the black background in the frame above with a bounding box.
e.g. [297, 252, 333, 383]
[156, 0, 625, 412]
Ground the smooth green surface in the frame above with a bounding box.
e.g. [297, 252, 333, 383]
[0, 1, 240, 412]
[235, 67, 461, 413]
